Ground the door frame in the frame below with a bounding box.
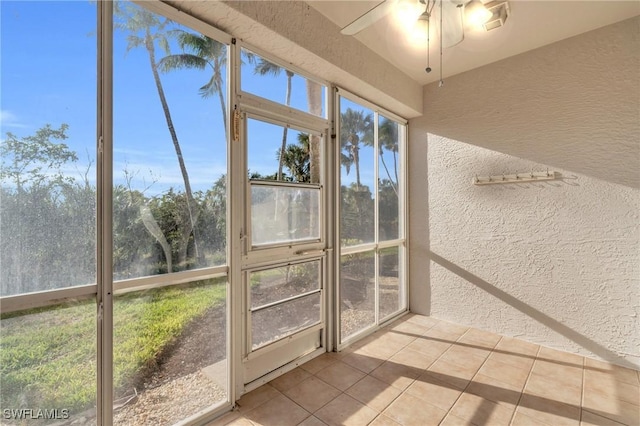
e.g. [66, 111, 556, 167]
[229, 47, 335, 394]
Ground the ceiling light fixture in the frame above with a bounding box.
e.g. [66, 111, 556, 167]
[340, 0, 510, 82]
[465, 0, 492, 28]
[418, 0, 509, 84]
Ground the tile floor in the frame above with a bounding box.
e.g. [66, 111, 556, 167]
[210, 314, 640, 426]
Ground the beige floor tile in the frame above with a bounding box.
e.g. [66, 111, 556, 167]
[300, 353, 338, 374]
[315, 361, 366, 391]
[439, 344, 489, 370]
[424, 324, 469, 342]
[582, 391, 640, 425]
[341, 349, 386, 374]
[389, 317, 432, 336]
[390, 346, 437, 370]
[477, 357, 530, 389]
[206, 410, 243, 426]
[356, 338, 404, 360]
[235, 384, 281, 412]
[457, 327, 501, 349]
[368, 414, 402, 426]
[489, 349, 536, 371]
[510, 410, 552, 426]
[495, 337, 540, 358]
[370, 359, 421, 390]
[377, 330, 417, 351]
[297, 415, 328, 426]
[221, 417, 254, 426]
[532, 359, 583, 389]
[314, 393, 378, 426]
[538, 346, 584, 368]
[439, 414, 474, 425]
[426, 358, 476, 390]
[449, 392, 515, 426]
[584, 358, 640, 387]
[516, 393, 581, 426]
[244, 394, 310, 426]
[284, 376, 341, 413]
[405, 372, 462, 411]
[580, 410, 627, 426]
[345, 375, 402, 412]
[583, 369, 640, 406]
[525, 372, 582, 406]
[383, 392, 448, 425]
[465, 373, 523, 408]
[270, 367, 312, 392]
[405, 314, 440, 329]
[405, 336, 452, 359]
[429, 320, 470, 337]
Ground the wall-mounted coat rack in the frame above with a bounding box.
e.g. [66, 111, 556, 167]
[473, 170, 557, 185]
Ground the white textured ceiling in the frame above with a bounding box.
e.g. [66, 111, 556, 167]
[307, 0, 640, 85]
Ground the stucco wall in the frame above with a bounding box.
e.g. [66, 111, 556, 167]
[409, 17, 640, 368]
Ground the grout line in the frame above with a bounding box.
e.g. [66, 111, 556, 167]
[506, 342, 541, 426]
[436, 330, 498, 425]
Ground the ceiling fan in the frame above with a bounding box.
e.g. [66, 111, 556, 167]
[341, 0, 510, 75]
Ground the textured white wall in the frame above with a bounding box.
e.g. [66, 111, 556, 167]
[409, 17, 640, 368]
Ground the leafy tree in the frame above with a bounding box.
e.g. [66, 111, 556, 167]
[1, 124, 77, 193]
[0, 124, 96, 294]
[340, 183, 374, 245]
[115, 2, 199, 267]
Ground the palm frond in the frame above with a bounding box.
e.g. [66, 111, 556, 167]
[254, 59, 282, 77]
[158, 54, 208, 73]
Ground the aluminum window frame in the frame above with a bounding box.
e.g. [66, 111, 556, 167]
[335, 88, 408, 350]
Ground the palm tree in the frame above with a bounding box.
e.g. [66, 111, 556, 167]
[340, 108, 373, 189]
[158, 31, 228, 140]
[306, 81, 322, 184]
[115, 3, 198, 267]
[252, 59, 294, 181]
[378, 117, 399, 196]
[279, 133, 311, 183]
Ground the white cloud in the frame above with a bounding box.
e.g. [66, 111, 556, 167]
[0, 109, 27, 130]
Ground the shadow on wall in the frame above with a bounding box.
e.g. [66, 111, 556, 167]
[429, 251, 638, 370]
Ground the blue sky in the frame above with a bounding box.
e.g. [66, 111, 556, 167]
[1, 1, 393, 195]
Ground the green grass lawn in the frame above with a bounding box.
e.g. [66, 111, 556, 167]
[0, 279, 226, 415]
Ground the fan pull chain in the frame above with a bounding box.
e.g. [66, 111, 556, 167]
[426, 24, 431, 73]
[424, 0, 435, 74]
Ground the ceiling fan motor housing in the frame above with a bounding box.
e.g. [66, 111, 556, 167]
[483, 0, 510, 31]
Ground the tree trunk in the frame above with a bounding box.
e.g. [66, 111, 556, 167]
[306, 80, 322, 184]
[145, 32, 199, 266]
[214, 57, 228, 141]
[379, 151, 398, 196]
[277, 71, 294, 181]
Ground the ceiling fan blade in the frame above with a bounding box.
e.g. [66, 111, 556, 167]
[340, 0, 398, 36]
[441, 0, 464, 48]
